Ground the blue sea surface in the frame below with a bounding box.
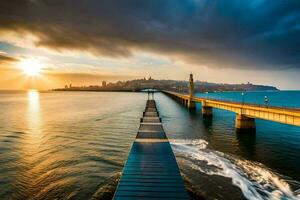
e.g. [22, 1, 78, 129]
[0, 90, 300, 200]
[196, 90, 300, 108]
[159, 90, 300, 199]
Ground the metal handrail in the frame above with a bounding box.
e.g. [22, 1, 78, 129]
[163, 90, 300, 112]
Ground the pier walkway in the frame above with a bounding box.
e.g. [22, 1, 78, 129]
[113, 100, 189, 200]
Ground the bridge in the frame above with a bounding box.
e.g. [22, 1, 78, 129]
[113, 98, 189, 199]
[163, 74, 300, 131]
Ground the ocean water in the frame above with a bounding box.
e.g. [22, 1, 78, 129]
[196, 90, 300, 108]
[0, 90, 300, 200]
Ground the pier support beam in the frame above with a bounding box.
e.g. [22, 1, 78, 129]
[202, 100, 212, 116]
[235, 114, 255, 131]
[183, 99, 187, 107]
[202, 106, 213, 116]
[187, 99, 196, 109]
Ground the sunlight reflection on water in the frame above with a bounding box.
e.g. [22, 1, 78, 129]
[27, 90, 41, 132]
[0, 91, 145, 199]
[1, 91, 300, 200]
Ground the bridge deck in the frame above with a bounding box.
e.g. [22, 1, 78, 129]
[113, 100, 189, 200]
[163, 90, 300, 127]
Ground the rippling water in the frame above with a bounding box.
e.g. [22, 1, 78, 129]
[0, 91, 145, 199]
[1, 90, 300, 200]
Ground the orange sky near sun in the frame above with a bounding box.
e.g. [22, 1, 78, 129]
[0, 67, 137, 90]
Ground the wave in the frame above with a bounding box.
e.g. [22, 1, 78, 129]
[90, 172, 121, 200]
[170, 139, 300, 200]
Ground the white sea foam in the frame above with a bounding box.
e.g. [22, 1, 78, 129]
[170, 139, 300, 200]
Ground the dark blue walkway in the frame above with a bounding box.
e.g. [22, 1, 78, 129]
[113, 100, 189, 200]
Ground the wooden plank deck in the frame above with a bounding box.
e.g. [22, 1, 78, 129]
[113, 100, 189, 200]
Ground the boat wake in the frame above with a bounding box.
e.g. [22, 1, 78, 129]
[171, 139, 300, 200]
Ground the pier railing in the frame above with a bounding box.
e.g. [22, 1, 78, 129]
[163, 90, 300, 128]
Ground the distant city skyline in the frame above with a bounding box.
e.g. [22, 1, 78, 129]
[0, 1, 300, 90]
[53, 76, 278, 93]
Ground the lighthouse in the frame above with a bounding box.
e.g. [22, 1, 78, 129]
[189, 73, 194, 97]
[188, 73, 196, 109]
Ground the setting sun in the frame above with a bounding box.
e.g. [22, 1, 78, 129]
[20, 58, 43, 76]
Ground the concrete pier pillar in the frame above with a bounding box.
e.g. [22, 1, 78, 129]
[188, 99, 196, 109]
[202, 106, 212, 116]
[235, 114, 255, 130]
[202, 100, 212, 116]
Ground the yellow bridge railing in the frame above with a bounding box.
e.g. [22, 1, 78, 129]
[163, 91, 300, 128]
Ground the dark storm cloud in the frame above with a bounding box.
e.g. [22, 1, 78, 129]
[0, 0, 300, 70]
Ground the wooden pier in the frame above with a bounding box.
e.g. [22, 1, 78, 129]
[113, 100, 189, 200]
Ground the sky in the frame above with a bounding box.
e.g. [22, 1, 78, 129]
[0, 0, 299, 90]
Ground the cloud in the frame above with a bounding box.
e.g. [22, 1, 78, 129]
[0, 52, 19, 65]
[0, 0, 299, 70]
[0, 51, 20, 71]
[46, 72, 136, 82]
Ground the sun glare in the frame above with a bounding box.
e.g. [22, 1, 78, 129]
[20, 58, 43, 76]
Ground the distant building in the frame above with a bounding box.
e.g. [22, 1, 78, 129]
[102, 81, 107, 87]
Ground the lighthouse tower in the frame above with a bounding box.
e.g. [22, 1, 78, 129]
[187, 73, 196, 109]
[189, 73, 194, 97]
